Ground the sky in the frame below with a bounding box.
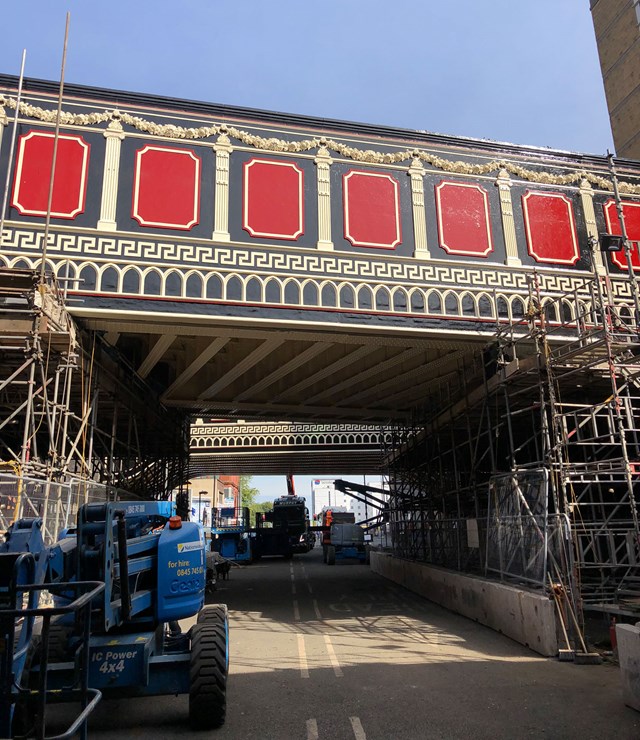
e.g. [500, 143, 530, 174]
[1, 1, 616, 500]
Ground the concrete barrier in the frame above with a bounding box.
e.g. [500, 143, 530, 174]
[616, 623, 640, 712]
[370, 551, 557, 656]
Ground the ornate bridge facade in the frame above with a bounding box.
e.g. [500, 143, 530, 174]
[0, 74, 639, 426]
[189, 421, 392, 475]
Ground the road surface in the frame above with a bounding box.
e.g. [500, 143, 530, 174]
[50, 545, 639, 739]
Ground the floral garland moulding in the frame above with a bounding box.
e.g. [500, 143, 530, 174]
[1, 95, 637, 195]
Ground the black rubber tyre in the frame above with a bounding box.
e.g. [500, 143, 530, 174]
[189, 615, 228, 730]
[327, 546, 336, 566]
[197, 603, 229, 625]
[322, 545, 327, 563]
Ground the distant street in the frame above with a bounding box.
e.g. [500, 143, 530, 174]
[51, 545, 638, 739]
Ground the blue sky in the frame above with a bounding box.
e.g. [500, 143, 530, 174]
[2, 1, 613, 154]
[1, 2, 615, 500]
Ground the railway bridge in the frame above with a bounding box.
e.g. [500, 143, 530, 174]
[1, 73, 640, 652]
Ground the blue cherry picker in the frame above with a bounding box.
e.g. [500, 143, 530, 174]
[0, 500, 228, 738]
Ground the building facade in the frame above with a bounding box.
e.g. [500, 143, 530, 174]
[591, 0, 640, 158]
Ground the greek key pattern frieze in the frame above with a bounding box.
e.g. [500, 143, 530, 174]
[4, 228, 634, 325]
[5, 228, 582, 287]
[190, 423, 392, 450]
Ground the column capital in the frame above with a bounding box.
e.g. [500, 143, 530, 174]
[104, 115, 125, 141]
[315, 146, 333, 165]
[408, 157, 426, 176]
[214, 133, 233, 154]
[495, 168, 513, 189]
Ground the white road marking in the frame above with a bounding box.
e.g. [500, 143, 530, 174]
[297, 634, 309, 679]
[307, 582, 313, 594]
[324, 635, 343, 677]
[313, 599, 322, 620]
[293, 600, 301, 621]
[349, 716, 366, 740]
[306, 718, 318, 740]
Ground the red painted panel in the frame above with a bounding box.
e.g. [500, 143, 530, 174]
[522, 191, 578, 265]
[343, 171, 401, 249]
[11, 131, 89, 218]
[133, 146, 200, 230]
[603, 199, 640, 271]
[243, 159, 304, 240]
[435, 181, 492, 256]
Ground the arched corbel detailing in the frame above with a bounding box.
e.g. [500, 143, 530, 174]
[100, 265, 119, 293]
[165, 270, 182, 297]
[393, 288, 408, 312]
[427, 291, 442, 314]
[226, 274, 243, 301]
[375, 287, 390, 311]
[283, 280, 300, 305]
[444, 292, 459, 316]
[461, 292, 475, 316]
[303, 280, 319, 306]
[576, 299, 590, 326]
[265, 278, 282, 304]
[56, 261, 77, 284]
[206, 274, 224, 300]
[478, 293, 494, 318]
[339, 284, 355, 309]
[543, 300, 558, 324]
[512, 297, 526, 319]
[321, 282, 337, 307]
[497, 296, 509, 318]
[246, 276, 263, 303]
[79, 264, 97, 291]
[410, 290, 425, 313]
[122, 267, 141, 294]
[185, 272, 203, 299]
[143, 269, 162, 295]
[357, 285, 373, 310]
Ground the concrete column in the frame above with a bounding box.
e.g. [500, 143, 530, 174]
[496, 168, 522, 267]
[315, 146, 333, 251]
[579, 178, 605, 274]
[409, 157, 429, 259]
[97, 117, 125, 232]
[212, 133, 233, 242]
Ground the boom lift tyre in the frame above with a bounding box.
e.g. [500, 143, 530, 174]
[189, 615, 228, 730]
[327, 546, 336, 565]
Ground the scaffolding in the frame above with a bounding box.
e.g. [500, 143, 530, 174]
[384, 247, 640, 617]
[0, 268, 190, 536]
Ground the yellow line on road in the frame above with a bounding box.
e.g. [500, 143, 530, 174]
[324, 635, 343, 677]
[297, 634, 309, 679]
[349, 716, 366, 740]
[306, 718, 318, 740]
